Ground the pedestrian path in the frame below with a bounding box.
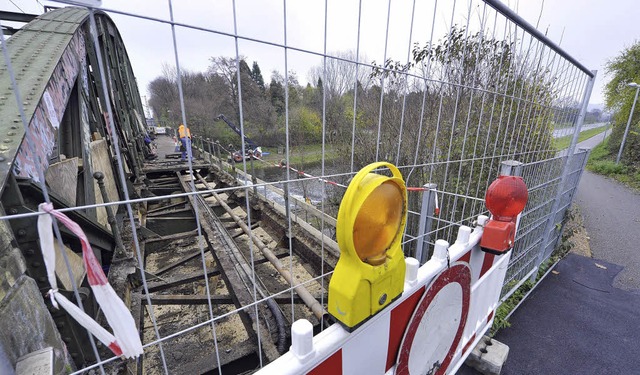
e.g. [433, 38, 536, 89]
[573, 127, 640, 290]
[492, 254, 640, 374]
[575, 172, 640, 290]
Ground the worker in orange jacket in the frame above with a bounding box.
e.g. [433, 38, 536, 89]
[178, 124, 191, 161]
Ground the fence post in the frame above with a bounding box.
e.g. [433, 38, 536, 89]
[576, 147, 590, 187]
[215, 141, 223, 168]
[500, 159, 524, 247]
[533, 70, 596, 281]
[500, 160, 523, 176]
[250, 156, 258, 195]
[205, 138, 212, 165]
[283, 162, 291, 227]
[545, 147, 591, 260]
[564, 147, 590, 209]
[415, 183, 437, 265]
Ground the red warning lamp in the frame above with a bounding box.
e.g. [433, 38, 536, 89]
[480, 175, 528, 255]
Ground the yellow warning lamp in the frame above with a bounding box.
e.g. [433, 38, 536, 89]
[328, 162, 407, 330]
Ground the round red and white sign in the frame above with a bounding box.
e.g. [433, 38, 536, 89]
[395, 263, 471, 375]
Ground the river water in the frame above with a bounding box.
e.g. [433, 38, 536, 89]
[236, 161, 345, 216]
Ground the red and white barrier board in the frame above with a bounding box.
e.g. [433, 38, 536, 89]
[258, 214, 512, 375]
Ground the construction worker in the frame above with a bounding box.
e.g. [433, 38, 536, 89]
[178, 124, 191, 161]
[143, 133, 157, 160]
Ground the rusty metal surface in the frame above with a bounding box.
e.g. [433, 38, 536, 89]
[0, 8, 89, 191]
[0, 7, 150, 370]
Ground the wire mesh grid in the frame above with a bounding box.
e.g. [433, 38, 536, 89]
[0, 0, 594, 373]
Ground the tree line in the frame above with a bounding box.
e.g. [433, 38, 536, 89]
[605, 41, 640, 167]
[148, 57, 325, 149]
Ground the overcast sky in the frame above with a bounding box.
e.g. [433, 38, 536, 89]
[2, 0, 638, 108]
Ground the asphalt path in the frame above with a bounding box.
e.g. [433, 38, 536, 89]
[556, 127, 611, 157]
[574, 127, 611, 150]
[459, 130, 640, 374]
[552, 122, 608, 138]
[569, 126, 639, 290]
[491, 254, 640, 374]
[575, 157, 640, 290]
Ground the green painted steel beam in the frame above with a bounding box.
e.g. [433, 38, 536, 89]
[0, 7, 89, 192]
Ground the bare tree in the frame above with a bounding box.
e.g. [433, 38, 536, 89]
[308, 50, 373, 100]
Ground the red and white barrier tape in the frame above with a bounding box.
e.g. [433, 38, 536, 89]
[407, 186, 440, 215]
[252, 157, 349, 189]
[38, 203, 143, 359]
[277, 161, 349, 189]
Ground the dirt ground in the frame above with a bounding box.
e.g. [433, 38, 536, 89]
[564, 204, 592, 258]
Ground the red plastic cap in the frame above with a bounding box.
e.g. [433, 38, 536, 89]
[485, 175, 528, 221]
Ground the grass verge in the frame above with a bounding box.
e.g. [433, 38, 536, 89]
[250, 143, 340, 170]
[586, 138, 640, 191]
[552, 125, 608, 150]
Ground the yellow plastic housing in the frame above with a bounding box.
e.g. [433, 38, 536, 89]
[328, 162, 408, 329]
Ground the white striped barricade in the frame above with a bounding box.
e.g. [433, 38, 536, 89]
[258, 214, 512, 375]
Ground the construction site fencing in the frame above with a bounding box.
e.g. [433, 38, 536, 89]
[499, 148, 590, 299]
[0, 0, 595, 373]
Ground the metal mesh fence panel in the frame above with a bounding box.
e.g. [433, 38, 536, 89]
[0, 0, 594, 373]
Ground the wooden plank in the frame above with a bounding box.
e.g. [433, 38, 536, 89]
[53, 242, 85, 290]
[155, 249, 204, 276]
[144, 229, 199, 244]
[90, 140, 118, 232]
[229, 222, 259, 238]
[146, 201, 186, 214]
[147, 207, 192, 218]
[45, 157, 78, 207]
[142, 162, 210, 173]
[149, 294, 233, 305]
[143, 268, 221, 293]
[148, 176, 180, 184]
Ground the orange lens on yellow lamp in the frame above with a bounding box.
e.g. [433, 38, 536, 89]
[354, 180, 405, 265]
[328, 162, 407, 330]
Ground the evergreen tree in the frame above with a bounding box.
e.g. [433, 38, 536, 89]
[251, 61, 266, 91]
[268, 77, 285, 116]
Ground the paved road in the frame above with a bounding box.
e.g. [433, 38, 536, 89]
[552, 122, 608, 138]
[459, 253, 640, 375]
[556, 128, 611, 157]
[459, 129, 640, 374]
[575, 127, 611, 150]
